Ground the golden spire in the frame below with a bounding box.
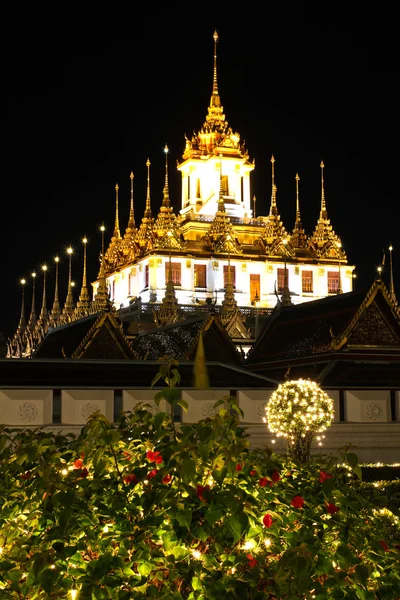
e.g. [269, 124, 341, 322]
[211, 30, 219, 102]
[156, 231, 180, 326]
[50, 256, 61, 323]
[162, 145, 171, 207]
[144, 158, 152, 219]
[76, 237, 91, 312]
[220, 242, 239, 326]
[291, 173, 307, 249]
[37, 264, 48, 324]
[113, 183, 121, 238]
[269, 155, 278, 216]
[295, 173, 301, 223]
[127, 171, 135, 229]
[62, 247, 75, 318]
[253, 195, 256, 219]
[95, 225, 109, 308]
[17, 278, 26, 333]
[320, 160, 328, 219]
[27, 272, 37, 331]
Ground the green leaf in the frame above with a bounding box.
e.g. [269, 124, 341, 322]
[40, 567, 59, 593]
[227, 512, 248, 543]
[176, 397, 189, 412]
[353, 464, 363, 480]
[175, 509, 192, 529]
[347, 453, 359, 469]
[180, 458, 196, 484]
[192, 576, 202, 590]
[205, 508, 224, 527]
[138, 561, 153, 576]
[355, 564, 369, 587]
[171, 546, 190, 560]
[163, 386, 181, 405]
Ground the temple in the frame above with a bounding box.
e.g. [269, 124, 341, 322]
[7, 31, 355, 359]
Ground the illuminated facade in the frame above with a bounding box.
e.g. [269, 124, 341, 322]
[8, 30, 355, 358]
[94, 31, 354, 315]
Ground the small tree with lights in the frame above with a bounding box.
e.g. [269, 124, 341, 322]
[265, 379, 335, 463]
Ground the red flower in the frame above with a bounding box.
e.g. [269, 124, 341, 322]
[146, 450, 161, 462]
[21, 471, 32, 480]
[74, 459, 83, 469]
[147, 469, 158, 479]
[123, 474, 138, 485]
[123, 451, 131, 461]
[246, 554, 257, 568]
[162, 474, 172, 484]
[259, 477, 268, 487]
[319, 470, 333, 483]
[155, 455, 163, 465]
[236, 464, 242, 471]
[78, 468, 88, 478]
[326, 502, 339, 514]
[291, 495, 305, 509]
[379, 539, 390, 552]
[263, 513, 273, 528]
[250, 470, 256, 476]
[271, 469, 280, 482]
[196, 484, 211, 502]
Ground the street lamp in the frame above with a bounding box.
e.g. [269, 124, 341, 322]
[254, 291, 260, 339]
[337, 241, 342, 294]
[352, 272, 357, 291]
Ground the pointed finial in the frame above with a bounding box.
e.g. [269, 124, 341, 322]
[51, 255, 61, 321]
[270, 155, 278, 216]
[144, 158, 152, 218]
[295, 173, 301, 222]
[162, 144, 170, 207]
[320, 160, 327, 219]
[127, 171, 135, 229]
[253, 194, 256, 219]
[17, 278, 26, 332]
[38, 264, 48, 323]
[212, 30, 219, 97]
[113, 183, 120, 238]
[28, 271, 37, 330]
[62, 247, 75, 316]
[76, 236, 91, 310]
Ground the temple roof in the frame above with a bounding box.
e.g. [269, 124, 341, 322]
[247, 279, 400, 366]
[33, 310, 136, 360]
[131, 314, 242, 364]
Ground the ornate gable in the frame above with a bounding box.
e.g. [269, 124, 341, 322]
[346, 302, 400, 346]
[72, 312, 136, 359]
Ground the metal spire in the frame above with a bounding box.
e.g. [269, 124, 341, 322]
[62, 247, 75, 318]
[113, 183, 120, 238]
[211, 30, 220, 104]
[17, 278, 26, 333]
[218, 154, 225, 212]
[144, 158, 152, 219]
[320, 160, 328, 219]
[77, 236, 91, 307]
[162, 145, 171, 207]
[127, 171, 135, 229]
[27, 272, 37, 331]
[269, 155, 278, 216]
[95, 225, 109, 308]
[38, 264, 48, 323]
[50, 256, 61, 324]
[295, 173, 301, 224]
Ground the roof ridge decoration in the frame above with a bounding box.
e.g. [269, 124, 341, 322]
[136, 158, 155, 250]
[330, 279, 400, 350]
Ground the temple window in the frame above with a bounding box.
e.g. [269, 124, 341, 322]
[302, 270, 313, 293]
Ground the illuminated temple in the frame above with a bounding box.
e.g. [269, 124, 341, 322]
[8, 31, 355, 359]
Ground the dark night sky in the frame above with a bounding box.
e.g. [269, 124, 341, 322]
[1, 8, 398, 339]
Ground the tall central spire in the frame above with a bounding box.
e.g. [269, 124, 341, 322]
[319, 161, 328, 220]
[210, 30, 220, 107]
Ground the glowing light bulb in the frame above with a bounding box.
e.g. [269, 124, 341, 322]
[20, 278, 26, 285]
[67, 247, 73, 255]
[83, 237, 87, 244]
[55, 256, 59, 263]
